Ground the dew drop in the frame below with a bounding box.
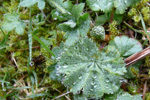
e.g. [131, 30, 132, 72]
[91, 82, 95, 85]
[3, 88, 6, 91]
[93, 75, 97, 79]
[106, 79, 109, 83]
[63, 65, 68, 68]
[90, 88, 93, 91]
[73, 82, 76, 85]
[94, 85, 97, 88]
[79, 76, 82, 79]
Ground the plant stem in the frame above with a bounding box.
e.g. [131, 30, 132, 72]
[28, 8, 33, 66]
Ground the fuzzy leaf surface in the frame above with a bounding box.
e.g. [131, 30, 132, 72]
[86, 0, 140, 14]
[1, 13, 26, 35]
[104, 89, 142, 100]
[56, 38, 126, 98]
[58, 13, 90, 46]
[109, 36, 142, 57]
[49, 1, 91, 46]
[20, 0, 45, 10]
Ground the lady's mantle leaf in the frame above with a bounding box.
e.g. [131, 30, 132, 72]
[1, 13, 26, 35]
[20, 0, 45, 10]
[56, 38, 126, 98]
[109, 36, 142, 57]
[104, 89, 142, 100]
[86, 0, 140, 14]
[109, 36, 143, 79]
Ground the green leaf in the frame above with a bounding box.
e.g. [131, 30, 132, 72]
[86, 0, 114, 12]
[74, 94, 88, 100]
[49, 1, 90, 46]
[20, 0, 45, 10]
[124, 61, 142, 79]
[109, 36, 142, 57]
[55, 38, 126, 98]
[95, 14, 109, 25]
[86, 0, 140, 14]
[58, 13, 91, 46]
[1, 13, 26, 35]
[104, 89, 142, 100]
[95, 12, 123, 26]
[109, 36, 143, 79]
[48, 0, 73, 16]
[71, 3, 85, 22]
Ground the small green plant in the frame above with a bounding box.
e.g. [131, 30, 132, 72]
[0, 0, 149, 99]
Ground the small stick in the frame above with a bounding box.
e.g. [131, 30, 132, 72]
[125, 46, 150, 67]
[52, 91, 71, 100]
[143, 81, 147, 100]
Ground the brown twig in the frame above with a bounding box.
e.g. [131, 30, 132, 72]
[125, 46, 150, 67]
[143, 81, 147, 100]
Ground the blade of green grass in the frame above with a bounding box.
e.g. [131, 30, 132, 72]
[0, 27, 5, 36]
[1, 92, 15, 99]
[32, 70, 38, 89]
[0, 31, 10, 45]
[32, 33, 55, 57]
[139, 12, 149, 36]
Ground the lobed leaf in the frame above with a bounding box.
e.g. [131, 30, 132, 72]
[109, 36, 142, 57]
[55, 38, 126, 98]
[104, 89, 142, 100]
[1, 13, 26, 35]
[86, 0, 140, 14]
[20, 0, 45, 10]
[109, 36, 143, 79]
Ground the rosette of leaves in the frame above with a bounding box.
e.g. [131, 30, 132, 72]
[20, 0, 45, 10]
[86, 0, 140, 14]
[109, 36, 143, 78]
[90, 25, 105, 40]
[54, 38, 126, 98]
[49, 0, 91, 46]
[1, 13, 26, 35]
[104, 89, 142, 100]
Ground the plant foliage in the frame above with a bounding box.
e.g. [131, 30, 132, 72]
[109, 36, 142, 57]
[104, 89, 142, 100]
[55, 38, 126, 98]
[20, 0, 45, 10]
[49, 0, 91, 46]
[1, 13, 26, 35]
[86, 0, 140, 14]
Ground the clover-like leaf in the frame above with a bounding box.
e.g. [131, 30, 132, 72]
[86, 0, 140, 14]
[109, 36, 142, 57]
[104, 89, 142, 100]
[55, 38, 126, 98]
[1, 13, 26, 35]
[20, 0, 45, 10]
